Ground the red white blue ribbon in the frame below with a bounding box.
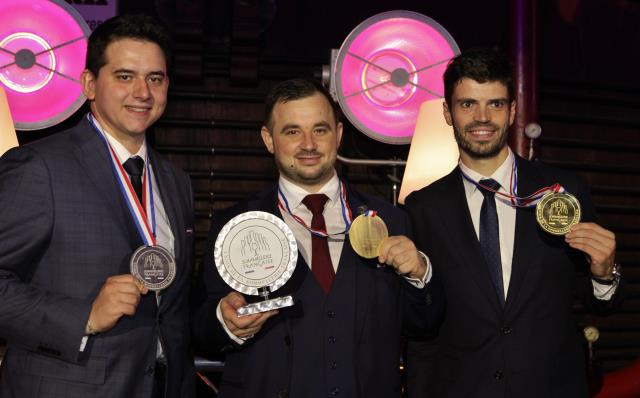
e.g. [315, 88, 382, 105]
[278, 181, 353, 238]
[88, 114, 157, 246]
[461, 157, 565, 208]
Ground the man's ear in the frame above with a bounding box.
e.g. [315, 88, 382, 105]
[509, 100, 516, 126]
[336, 122, 343, 147]
[81, 69, 96, 101]
[260, 126, 275, 154]
[442, 101, 453, 126]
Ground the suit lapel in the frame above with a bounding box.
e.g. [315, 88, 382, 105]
[149, 151, 182, 262]
[339, 184, 375, 341]
[438, 168, 504, 310]
[504, 157, 544, 313]
[71, 117, 137, 244]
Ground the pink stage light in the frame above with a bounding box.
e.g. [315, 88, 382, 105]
[0, 0, 90, 130]
[334, 11, 459, 145]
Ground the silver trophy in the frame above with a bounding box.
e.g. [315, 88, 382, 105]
[214, 211, 297, 316]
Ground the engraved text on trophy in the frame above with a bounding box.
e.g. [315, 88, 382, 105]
[240, 230, 273, 275]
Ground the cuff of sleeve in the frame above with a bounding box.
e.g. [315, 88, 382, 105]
[592, 279, 618, 301]
[403, 251, 433, 289]
[216, 300, 248, 345]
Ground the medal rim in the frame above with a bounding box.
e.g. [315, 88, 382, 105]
[129, 245, 176, 291]
[214, 211, 298, 296]
[348, 213, 389, 259]
[535, 192, 581, 235]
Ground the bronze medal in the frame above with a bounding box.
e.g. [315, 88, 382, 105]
[349, 213, 389, 258]
[535, 192, 581, 235]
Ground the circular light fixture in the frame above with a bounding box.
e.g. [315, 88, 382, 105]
[0, 0, 90, 130]
[334, 10, 460, 145]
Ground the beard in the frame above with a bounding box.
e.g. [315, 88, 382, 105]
[452, 120, 510, 159]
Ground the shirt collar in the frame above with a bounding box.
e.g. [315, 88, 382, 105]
[91, 114, 147, 165]
[278, 171, 340, 210]
[459, 147, 514, 194]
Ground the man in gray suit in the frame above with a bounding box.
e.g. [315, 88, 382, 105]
[0, 15, 195, 397]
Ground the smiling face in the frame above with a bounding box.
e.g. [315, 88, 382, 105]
[81, 38, 168, 152]
[261, 92, 343, 192]
[443, 77, 515, 169]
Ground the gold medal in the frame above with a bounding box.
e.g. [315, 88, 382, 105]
[535, 192, 581, 235]
[348, 212, 389, 258]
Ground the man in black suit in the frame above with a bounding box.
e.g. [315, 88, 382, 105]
[192, 78, 441, 397]
[0, 15, 195, 397]
[405, 48, 621, 397]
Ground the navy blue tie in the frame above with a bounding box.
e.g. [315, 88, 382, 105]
[479, 179, 505, 306]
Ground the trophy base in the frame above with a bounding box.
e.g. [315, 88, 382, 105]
[237, 295, 294, 317]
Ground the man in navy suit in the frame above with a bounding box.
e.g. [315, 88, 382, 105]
[405, 48, 621, 397]
[0, 15, 195, 397]
[192, 78, 441, 397]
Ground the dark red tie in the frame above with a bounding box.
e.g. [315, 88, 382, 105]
[302, 194, 335, 294]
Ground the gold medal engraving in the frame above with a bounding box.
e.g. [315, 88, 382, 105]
[536, 192, 581, 235]
[349, 213, 389, 258]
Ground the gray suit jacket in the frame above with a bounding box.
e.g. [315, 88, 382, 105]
[0, 117, 195, 397]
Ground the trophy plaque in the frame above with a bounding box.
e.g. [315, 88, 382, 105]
[214, 211, 297, 316]
[535, 192, 581, 235]
[130, 245, 176, 291]
[349, 211, 389, 258]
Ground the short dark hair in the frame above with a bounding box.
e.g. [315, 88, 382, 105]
[85, 14, 172, 77]
[443, 48, 513, 108]
[264, 78, 340, 130]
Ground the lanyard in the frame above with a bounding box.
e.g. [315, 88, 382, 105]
[460, 157, 564, 208]
[88, 114, 157, 245]
[277, 181, 353, 238]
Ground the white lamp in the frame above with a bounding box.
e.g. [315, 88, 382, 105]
[398, 98, 458, 204]
[0, 86, 18, 156]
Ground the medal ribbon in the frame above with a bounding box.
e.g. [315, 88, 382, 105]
[278, 181, 353, 238]
[461, 157, 565, 208]
[88, 114, 157, 246]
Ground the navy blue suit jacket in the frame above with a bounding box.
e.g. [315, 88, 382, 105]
[0, 117, 195, 398]
[192, 183, 441, 398]
[405, 156, 622, 398]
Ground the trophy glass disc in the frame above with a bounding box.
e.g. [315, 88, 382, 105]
[130, 245, 176, 291]
[214, 211, 297, 316]
[535, 192, 581, 235]
[349, 213, 389, 258]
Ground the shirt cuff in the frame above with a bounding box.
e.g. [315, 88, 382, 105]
[79, 336, 89, 352]
[592, 279, 618, 301]
[216, 300, 250, 345]
[402, 251, 433, 289]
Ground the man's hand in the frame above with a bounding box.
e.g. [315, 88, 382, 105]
[87, 274, 148, 334]
[565, 222, 616, 278]
[220, 292, 278, 339]
[378, 235, 427, 280]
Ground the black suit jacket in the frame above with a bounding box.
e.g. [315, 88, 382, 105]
[192, 183, 442, 398]
[0, 117, 195, 397]
[405, 156, 622, 398]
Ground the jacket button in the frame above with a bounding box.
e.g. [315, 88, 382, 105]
[494, 370, 503, 381]
[328, 336, 336, 344]
[331, 387, 340, 396]
[327, 310, 336, 318]
[330, 361, 338, 369]
[501, 326, 512, 335]
[277, 389, 288, 398]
